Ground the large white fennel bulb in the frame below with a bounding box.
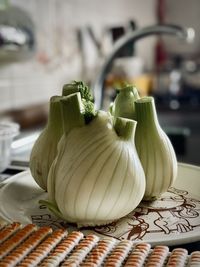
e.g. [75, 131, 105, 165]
[44, 93, 146, 226]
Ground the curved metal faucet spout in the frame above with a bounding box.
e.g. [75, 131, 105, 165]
[93, 24, 195, 109]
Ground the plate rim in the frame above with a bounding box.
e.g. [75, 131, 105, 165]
[0, 162, 200, 246]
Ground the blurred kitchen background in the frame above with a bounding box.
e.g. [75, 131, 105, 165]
[0, 0, 200, 175]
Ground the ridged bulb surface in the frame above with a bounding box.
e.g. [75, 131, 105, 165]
[48, 111, 146, 226]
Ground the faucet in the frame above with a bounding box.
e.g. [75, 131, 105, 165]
[93, 24, 195, 109]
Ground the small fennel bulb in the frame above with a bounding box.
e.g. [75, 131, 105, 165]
[30, 96, 63, 191]
[135, 97, 178, 200]
[111, 85, 178, 200]
[30, 81, 95, 191]
[45, 92, 145, 226]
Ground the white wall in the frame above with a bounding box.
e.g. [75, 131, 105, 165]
[0, 0, 157, 112]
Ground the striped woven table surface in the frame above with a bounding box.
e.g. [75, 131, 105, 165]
[0, 222, 200, 267]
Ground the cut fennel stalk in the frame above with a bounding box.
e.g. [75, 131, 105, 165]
[111, 84, 140, 120]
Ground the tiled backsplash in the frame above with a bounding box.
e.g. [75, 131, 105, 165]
[0, 60, 81, 112]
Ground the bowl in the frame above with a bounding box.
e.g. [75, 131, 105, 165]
[0, 122, 20, 173]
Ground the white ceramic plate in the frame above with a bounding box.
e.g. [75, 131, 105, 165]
[0, 163, 200, 246]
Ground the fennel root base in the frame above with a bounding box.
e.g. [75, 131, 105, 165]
[143, 195, 160, 201]
[76, 218, 117, 228]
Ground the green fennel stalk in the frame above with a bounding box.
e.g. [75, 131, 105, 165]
[63, 81, 96, 123]
[111, 84, 140, 120]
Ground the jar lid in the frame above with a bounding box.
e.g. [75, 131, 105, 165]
[0, 122, 20, 138]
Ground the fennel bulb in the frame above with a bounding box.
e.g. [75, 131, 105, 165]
[30, 96, 63, 191]
[30, 81, 95, 191]
[46, 92, 145, 227]
[135, 97, 178, 200]
[111, 85, 178, 200]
